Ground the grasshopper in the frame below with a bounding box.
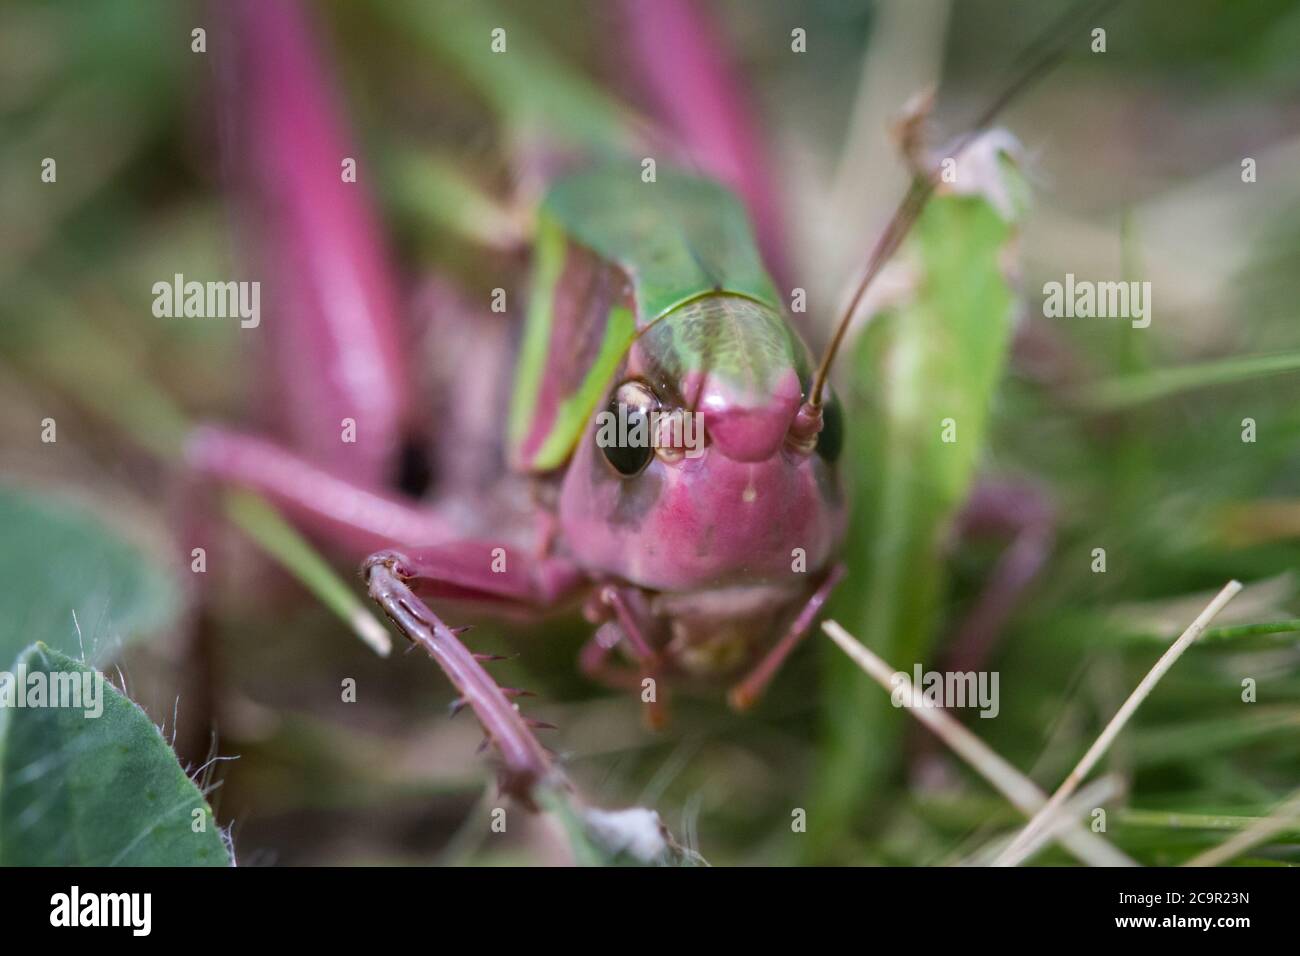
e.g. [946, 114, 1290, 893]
[191, 0, 1103, 801]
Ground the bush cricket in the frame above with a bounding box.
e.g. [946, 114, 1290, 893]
[190, 0, 1111, 802]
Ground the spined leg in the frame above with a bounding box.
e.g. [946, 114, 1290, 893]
[363, 546, 585, 801]
[728, 565, 847, 711]
[908, 480, 1055, 776]
[378, 544, 584, 609]
[365, 558, 559, 805]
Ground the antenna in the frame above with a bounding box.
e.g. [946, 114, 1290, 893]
[808, 0, 1121, 407]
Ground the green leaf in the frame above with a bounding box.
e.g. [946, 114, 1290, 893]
[0, 643, 231, 866]
[0, 486, 179, 668]
[815, 161, 1024, 849]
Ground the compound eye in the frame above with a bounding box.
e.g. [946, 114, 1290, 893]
[598, 381, 657, 477]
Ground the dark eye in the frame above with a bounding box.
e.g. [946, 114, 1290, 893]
[598, 382, 656, 477]
[817, 395, 843, 463]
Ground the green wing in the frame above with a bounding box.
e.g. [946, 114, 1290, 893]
[509, 165, 783, 472]
[543, 164, 782, 321]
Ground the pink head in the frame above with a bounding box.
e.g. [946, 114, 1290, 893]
[558, 294, 846, 592]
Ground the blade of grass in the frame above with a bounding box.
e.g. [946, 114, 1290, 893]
[1185, 786, 1300, 867]
[1221, 501, 1300, 546]
[1119, 808, 1300, 841]
[384, 148, 527, 250]
[1119, 619, 1300, 646]
[378, 0, 640, 152]
[1129, 708, 1300, 765]
[1073, 351, 1300, 411]
[818, 160, 1027, 849]
[6, 284, 191, 460]
[822, 620, 1135, 866]
[224, 490, 391, 657]
[994, 580, 1243, 866]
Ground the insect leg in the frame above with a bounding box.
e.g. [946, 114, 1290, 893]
[187, 426, 459, 556]
[370, 543, 584, 609]
[365, 557, 560, 806]
[596, 586, 669, 729]
[907, 480, 1054, 774]
[728, 564, 847, 711]
[942, 479, 1055, 675]
[578, 624, 646, 692]
[216, 0, 415, 488]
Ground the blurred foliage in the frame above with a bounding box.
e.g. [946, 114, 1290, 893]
[0, 487, 179, 668]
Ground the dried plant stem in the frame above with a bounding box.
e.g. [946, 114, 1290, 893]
[964, 775, 1125, 867]
[823, 620, 1134, 867]
[994, 579, 1243, 866]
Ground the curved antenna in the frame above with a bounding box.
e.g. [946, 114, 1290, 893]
[808, 0, 1121, 407]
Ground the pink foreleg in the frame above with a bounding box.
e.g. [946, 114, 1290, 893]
[728, 564, 847, 711]
[365, 558, 560, 805]
[596, 585, 668, 728]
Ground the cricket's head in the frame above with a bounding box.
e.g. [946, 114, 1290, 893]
[558, 294, 846, 592]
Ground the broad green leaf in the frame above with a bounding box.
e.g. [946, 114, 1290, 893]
[0, 643, 231, 866]
[815, 158, 1025, 850]
[0, 486, 179, 668]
